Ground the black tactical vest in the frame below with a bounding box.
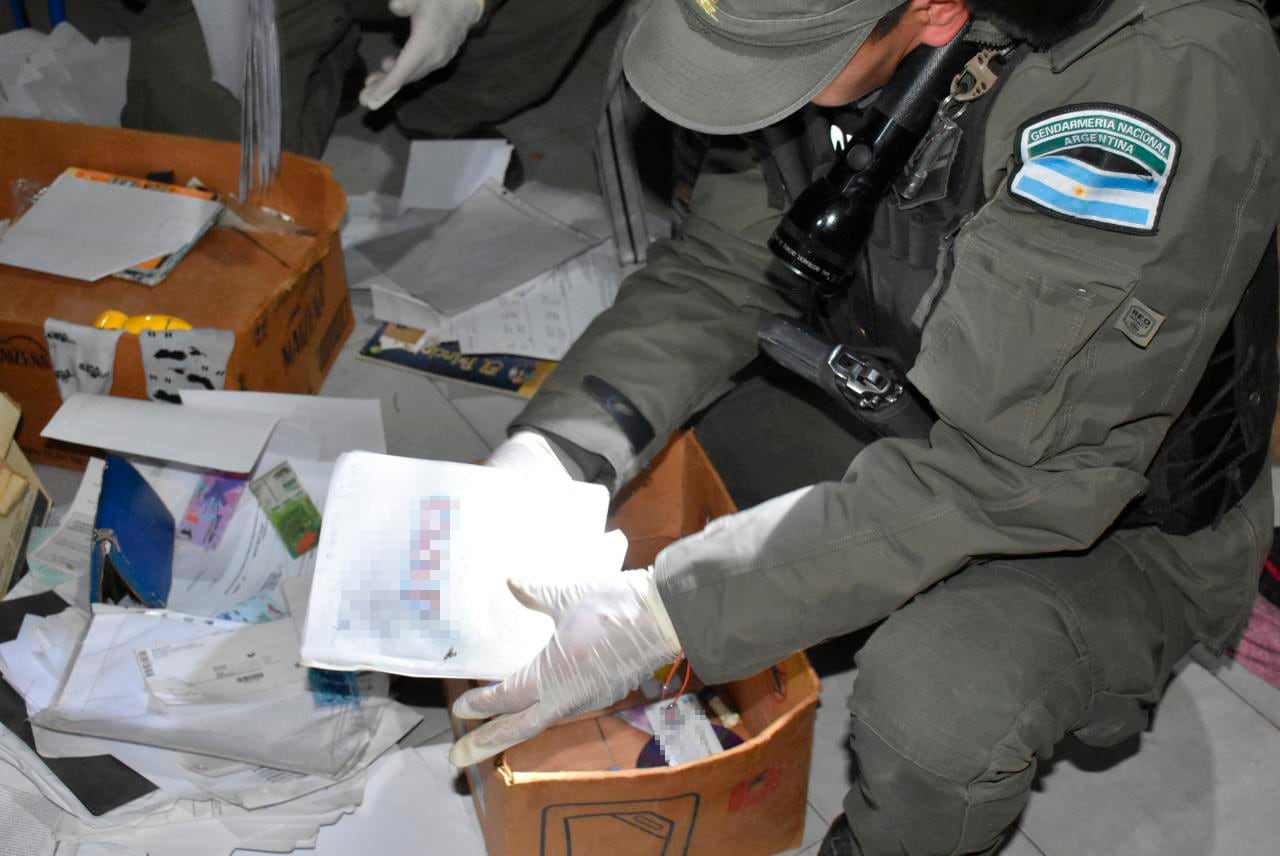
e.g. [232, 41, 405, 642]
[752, 56, 1278, 536]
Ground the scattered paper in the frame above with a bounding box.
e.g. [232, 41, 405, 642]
[399, 139, 514, 212]
[0, 775, 62, 856]
[357, 180, 600, 316]
[454, 240, 623, 360]
[42, 394, 280, 475]
[0, 172, 222, 282]
[37, 607, 383, 778]
[370, 239, 622, 361]
[301, 451, 624, 680]
[178, 391, 387, 459]
[0, 23, 129, 127]
[28, 458, 103, 579]
[137, 617, 305, 706]
[43, 319, 124, 402]
[339, 193, 444, 249]
[301, 745, 486, 855]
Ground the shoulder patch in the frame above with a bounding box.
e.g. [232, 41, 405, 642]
[1009, 104, 1180, 235]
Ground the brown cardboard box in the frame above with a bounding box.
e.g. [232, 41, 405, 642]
[0, 393, 51, 594]
[446, 433, 822, 856]
[0, 118, 353, 468]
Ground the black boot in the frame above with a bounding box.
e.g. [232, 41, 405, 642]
[817, 814, 860, 856]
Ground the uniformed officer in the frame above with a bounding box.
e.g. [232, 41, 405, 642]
[451, 1, 1280, 853]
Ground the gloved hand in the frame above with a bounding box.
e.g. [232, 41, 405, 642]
[484, 431, 572, 481]
[449, 569, 681, 767]
[359, 0, 485, 111]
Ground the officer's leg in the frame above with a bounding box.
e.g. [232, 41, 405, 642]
[838, 539, 1194, 855]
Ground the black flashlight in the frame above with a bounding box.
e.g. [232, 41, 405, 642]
[768, 31, 977, 295]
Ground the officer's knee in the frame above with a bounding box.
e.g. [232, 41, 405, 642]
[849, 581, 1090, 785]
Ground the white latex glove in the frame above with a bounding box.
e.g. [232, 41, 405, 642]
[359, 0, 485, 110]
[485, 430, 572, 481]
[449, 569, 681, 767]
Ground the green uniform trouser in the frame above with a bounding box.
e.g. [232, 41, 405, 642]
[694, 375, 1198, 856]
[123, 0, 358, 158]
[391, 0, 617, 138]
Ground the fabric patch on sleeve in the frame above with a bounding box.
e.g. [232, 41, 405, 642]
[1010, 104, 1180, 235]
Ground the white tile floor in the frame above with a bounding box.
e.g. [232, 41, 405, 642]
[18, 3, 1280, 854]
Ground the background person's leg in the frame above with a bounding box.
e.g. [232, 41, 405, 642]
[391, 0, 617, 138]
[840, 538, 1195, 855]
[122, 0, 357, 158]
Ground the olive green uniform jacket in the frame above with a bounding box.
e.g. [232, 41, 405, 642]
[513, 0, 1280, 683]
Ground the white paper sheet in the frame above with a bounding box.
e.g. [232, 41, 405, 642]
[301, 451, 623, 680]
[369, 239, 622, 360]
[0, 24, 129, 128]
[41, 394, 279, 475]
[192, 0, 248, 99]
[267, 744, 487, 856]
[179, 391, 387, 458]
[357, 181, 601, 316]
[36, 607, 381, 778]
[0, 765, 63, 856]
[454, 240, 623, 360]
[0, 610, 88, 714]
[27, 458, 103, 579]
[138, 617, 306, 706]
[0, 172, 222, 281]
[399, 139, 514, 212]
[339, 193, 444, 250]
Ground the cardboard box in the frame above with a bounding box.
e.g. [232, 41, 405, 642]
[447, 433, 822, 856]
[0, 118, 353, 468]
[0, 393, 51, 594]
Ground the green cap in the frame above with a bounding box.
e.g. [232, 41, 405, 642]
[623, 0, 905, 134]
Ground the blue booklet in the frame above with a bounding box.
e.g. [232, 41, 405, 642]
[91, 455, 174, 607]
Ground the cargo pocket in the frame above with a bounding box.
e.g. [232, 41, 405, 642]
[907, 214, 1139, 465]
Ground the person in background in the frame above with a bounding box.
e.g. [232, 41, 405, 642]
[121, 0, 616, 156]
[458, 1, 1280, 853]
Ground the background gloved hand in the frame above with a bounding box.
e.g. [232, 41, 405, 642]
[449, 569, 681, 767]
[484, 431, 572, 480]
[359, 0, 485, 110]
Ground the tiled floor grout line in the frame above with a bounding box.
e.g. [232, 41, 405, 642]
[1188, 649, 1280, 734]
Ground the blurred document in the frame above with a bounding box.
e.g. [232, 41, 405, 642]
[301, 451, 623, 680]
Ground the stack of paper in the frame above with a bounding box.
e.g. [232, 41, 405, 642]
[0, 23, 130, 127]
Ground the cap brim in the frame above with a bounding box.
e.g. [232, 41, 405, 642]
[624, 1, 876, 135]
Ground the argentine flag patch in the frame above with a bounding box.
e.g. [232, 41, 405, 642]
[1010, 104, 1180, 235]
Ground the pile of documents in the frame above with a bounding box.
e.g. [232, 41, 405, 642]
[0, 391, 448, 855]
[0, 23, 130, 127]
[343, 139, 635, 371]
